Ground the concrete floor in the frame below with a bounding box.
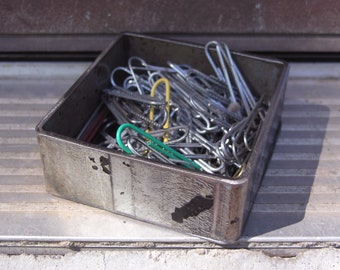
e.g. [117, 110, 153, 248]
[1, 248, 340, 270]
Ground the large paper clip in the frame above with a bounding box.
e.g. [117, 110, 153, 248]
[116, 123, 201, 170]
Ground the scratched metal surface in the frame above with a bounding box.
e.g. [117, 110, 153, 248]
[0, 62, 340, 250]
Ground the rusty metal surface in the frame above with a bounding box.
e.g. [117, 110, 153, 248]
[0, 0, 339, 35]
[1, 60, 340, 252]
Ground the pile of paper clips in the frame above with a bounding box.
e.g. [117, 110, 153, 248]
[77, 41, 268, 178]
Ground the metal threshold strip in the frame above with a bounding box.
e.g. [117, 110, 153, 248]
[0, 61, 340, 254]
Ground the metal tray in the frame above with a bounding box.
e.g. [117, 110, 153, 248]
[36, 33, 289, 244]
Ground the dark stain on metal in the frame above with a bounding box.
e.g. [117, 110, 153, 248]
[171, 195, 214, 223]
[230, 217, 240, 225]
[122, 161, 131, 167]
[68, 242, 84, 252]
[99, 156, 111, 174]
[89, 157, 95, 163]
[92, 165, 98, 170]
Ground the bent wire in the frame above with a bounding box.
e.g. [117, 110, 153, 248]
[116, 123, 201, 170]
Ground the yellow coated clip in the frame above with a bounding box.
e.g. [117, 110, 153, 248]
[149, 77, 171, 143]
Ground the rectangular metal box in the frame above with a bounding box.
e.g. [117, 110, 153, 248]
[36, 33, 289, 244]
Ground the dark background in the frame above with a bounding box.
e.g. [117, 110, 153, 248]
[0, 0, 339, 56]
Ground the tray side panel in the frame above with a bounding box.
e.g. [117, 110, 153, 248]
[37, 135, 114, 211]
